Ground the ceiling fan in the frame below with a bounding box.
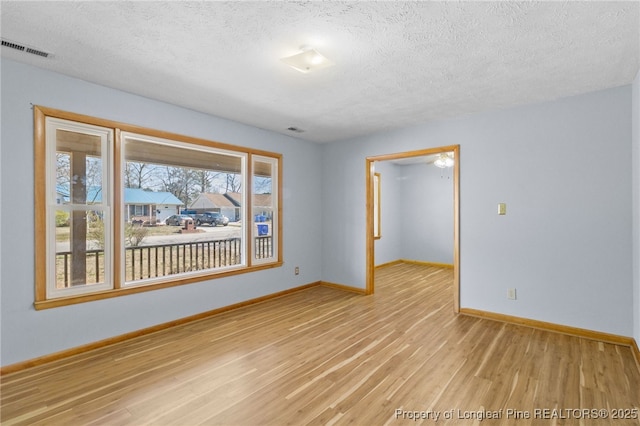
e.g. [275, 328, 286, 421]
[426, 152, 455, 168]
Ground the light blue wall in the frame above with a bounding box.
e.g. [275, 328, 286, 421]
[374, 161, 454, 265]
[399, 163, 454, 264]
[633, 69, 640, 345]
[322, 86, 633, 336]
[0, 60, 323, 367]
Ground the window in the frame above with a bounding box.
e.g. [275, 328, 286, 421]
[373, 172, 381, 239]
[121, 132, 247, 286]
[35, 106, 282, 308]
[252, 156, 278, 263]
[45, 118, 114, 299]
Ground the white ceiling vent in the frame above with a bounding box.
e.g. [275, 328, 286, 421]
[1, 38, 51, 58]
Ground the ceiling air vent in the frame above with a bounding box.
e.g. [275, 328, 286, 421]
[1, 39, 51, 58]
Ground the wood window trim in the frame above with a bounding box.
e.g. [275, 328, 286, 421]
[34, 106, 283, 310]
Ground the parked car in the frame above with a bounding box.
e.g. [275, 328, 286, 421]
[195, 211, 229, 227]
[130, 216, 157, 226]
[165, 214, 195, 226]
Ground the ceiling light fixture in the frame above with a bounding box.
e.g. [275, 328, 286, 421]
[434, 153, 454, 168]
[281, 45, 334, 74]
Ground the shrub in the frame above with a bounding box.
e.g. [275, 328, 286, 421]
[125, 223, 148, 247]
[55, 211, 70, 227]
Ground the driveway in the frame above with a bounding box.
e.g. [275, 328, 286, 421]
[139, 224, 242, 246]
[55, 224, 243, 252]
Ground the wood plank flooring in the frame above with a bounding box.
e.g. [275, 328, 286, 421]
[2, 263, 639, 425]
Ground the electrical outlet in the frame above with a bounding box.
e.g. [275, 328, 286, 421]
[507, 288, 517, 300]
[295, 266, 300, 275]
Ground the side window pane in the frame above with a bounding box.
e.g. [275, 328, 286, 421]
[122, 134, 246, 285]
[252, 156, 277, 262]
[48, 120, 112, 298]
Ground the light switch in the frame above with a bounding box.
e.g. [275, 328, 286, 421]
[498, 203, 507, 215]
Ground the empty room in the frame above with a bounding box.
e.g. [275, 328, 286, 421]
[1, 1, 639, 425]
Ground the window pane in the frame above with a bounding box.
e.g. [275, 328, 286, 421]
[252, 157, 277, 262]
[56, 129, 104, 205]
[47, 120, 112, 299]
[123, 134, 246, 285]
[55, 209, 107, 288]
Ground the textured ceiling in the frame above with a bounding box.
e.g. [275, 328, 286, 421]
[1, 1, 638, 143]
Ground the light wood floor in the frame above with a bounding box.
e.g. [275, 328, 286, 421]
[2, 264, 639, 425]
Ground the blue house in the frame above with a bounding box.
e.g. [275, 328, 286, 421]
[58, 185, 183, 224]
[124, 188, 184, 224]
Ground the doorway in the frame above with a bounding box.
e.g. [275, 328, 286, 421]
[365, 145, 460, 313]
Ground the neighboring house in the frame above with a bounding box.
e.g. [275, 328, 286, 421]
[190, 193, 239, 221]
[55, 185, 69, 205]
[58, 185, 183, 224]
[223, 192, 272, 221]
[252, 193, 273, 221]
[124, 188, 184, 224]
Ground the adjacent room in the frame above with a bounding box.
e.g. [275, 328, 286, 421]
[1, 1, 639, 424]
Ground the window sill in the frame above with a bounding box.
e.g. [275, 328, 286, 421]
[34, 261, 283, 310]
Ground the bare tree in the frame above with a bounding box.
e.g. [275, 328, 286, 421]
[225, 173, 242, 193]
[56, 152, 71, 188]
[253, 176, 272, 194]
[194, 169, 214, 194]
[159, 166, 199, 207]
[125, 162, 155, 189]
[85, 156, 102, 192]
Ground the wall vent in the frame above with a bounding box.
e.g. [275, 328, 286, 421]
[1, 39, 51, 58]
